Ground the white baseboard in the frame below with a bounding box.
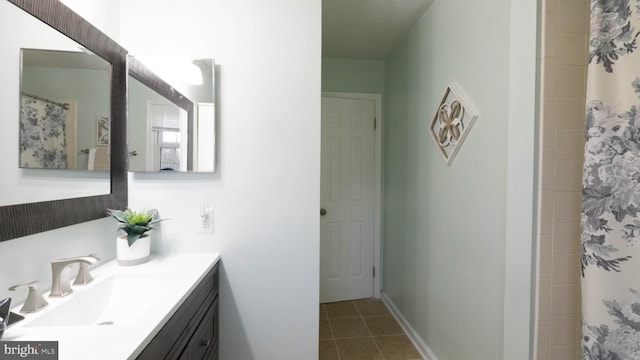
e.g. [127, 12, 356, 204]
[381, 292, 439, 360]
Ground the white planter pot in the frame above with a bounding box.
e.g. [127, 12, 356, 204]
[116, 234, 150, 266]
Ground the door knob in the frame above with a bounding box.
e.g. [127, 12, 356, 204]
[320, 208, 327, 216]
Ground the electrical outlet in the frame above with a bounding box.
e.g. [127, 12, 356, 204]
[198, 205, 214, 234]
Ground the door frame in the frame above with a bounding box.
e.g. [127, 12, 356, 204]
[321, 91, 382, 298]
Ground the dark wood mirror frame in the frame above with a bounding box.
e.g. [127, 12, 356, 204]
[0, 0, 127, 241]
[128, 56, 195, 170]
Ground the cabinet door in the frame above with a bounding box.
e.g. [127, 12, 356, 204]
[179, 296, 218, 360]
[137, 263, 219, 359]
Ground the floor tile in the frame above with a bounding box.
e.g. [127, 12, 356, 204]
[319, 319, 333, 340]
[330, 317, 370, 338]
[319, 340, 340, 360]
[364, 316, 404, 336]
[320, 298, 421, 359]
[375, 335, 422, 360]
[355, 299, 391, 316]
[336, 337, 384, 360]
[325, 301, 359, 318]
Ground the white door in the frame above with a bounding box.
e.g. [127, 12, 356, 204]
[320, 97, 376, 303]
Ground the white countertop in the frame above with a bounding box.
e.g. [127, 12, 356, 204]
[4, 253, 220, 360]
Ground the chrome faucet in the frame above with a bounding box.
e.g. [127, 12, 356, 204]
[50, 254, 100, 297]
[8, 281, 48, 313]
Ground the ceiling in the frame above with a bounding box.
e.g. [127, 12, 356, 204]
[322, 0, 435, 60]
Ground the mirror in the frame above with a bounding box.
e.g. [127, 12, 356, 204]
[0, 0, 127, 241]
[128, 56, 216, 172]
[0, 1, 113, 207]
[20, 48, 111, 171]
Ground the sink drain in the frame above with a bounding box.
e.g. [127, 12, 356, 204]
[97, 321, 114, 326]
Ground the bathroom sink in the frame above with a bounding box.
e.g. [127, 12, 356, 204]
[24, 273, 184, 328]
[5, 253, 220, 360]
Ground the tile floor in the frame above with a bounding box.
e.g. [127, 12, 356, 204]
[319, 298, 422, 360]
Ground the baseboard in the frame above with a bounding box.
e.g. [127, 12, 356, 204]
[381, 292, 439, 360]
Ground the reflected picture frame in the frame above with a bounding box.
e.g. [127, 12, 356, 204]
[97, 115, 110, 146]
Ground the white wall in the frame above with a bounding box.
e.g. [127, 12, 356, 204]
[322, 57, 386, 94]
[382, 0, 536, 359]
[119, 1, 321, 359]
[60, 0, 120, 41]
[1, 1, 320, 359]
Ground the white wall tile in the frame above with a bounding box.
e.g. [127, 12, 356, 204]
[536, 320, 551, 360]
[552, 252, 581, 285]
[542, 102, 557, 147]
[555, 129, 584, 160]
[556, 96, 585, 129]
[553, 191, 581, 223]
[539, 234, 553, 279]
[550, 314, 579, 345]
[536, 0, 586, 356]
[552, 284, 581, 315]
[550, 344, 578, 360]
[543, 60, 558, 102]
[556, 65, 586, 98]
[542, 0, 558, 58]
[558, 34, 587, 66]
[558, 1, 587, 34]
[539, 277, 552, 321]
[553, 221, 581, 254]
[539, 191, 554, 234]
[554, 160, 582, 191]
[541, 147, 555, 191]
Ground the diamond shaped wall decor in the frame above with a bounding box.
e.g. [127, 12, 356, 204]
[429, 82, 478, 165]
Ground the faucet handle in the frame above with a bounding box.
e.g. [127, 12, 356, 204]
[73, 254, 99, 286]
[50, 253, 100, 297]
[8, 281, 48, 313]
[73, 262, 95, 285]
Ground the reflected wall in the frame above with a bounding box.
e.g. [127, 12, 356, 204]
[128, 57, 215, 173]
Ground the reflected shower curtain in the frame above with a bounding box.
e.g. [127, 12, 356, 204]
[581, 1, 640, 358]
[19, 95, 68, 168]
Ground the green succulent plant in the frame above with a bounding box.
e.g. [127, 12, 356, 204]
[106, 208, 165, 246]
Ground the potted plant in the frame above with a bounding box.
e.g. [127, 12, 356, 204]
[107, 208, 165, 266]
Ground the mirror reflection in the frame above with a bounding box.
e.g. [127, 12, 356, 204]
[20, 48, 111, 171]
[128, 76, 189, 171]
[128, 57, 215, 173]
[0, 0, 112, 207]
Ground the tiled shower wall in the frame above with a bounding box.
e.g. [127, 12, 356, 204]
[535, 0, 588, 359]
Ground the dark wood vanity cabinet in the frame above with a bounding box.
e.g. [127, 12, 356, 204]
[137, 262, 219, 360]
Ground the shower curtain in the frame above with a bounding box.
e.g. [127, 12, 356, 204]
[19, 95, 68, 169]
[582, 1, 640, 358]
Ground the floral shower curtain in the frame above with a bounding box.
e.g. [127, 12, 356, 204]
[581, 0, 640, 358]
[19, 95, 68, 169]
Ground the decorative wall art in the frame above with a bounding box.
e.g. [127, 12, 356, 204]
[429, 83, 478, 165]
[96, 115, 110, 146]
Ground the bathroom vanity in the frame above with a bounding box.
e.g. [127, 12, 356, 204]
[4, 253, 220, 360]
[0, 2, 221, 357]
[137, 256, 219, 359]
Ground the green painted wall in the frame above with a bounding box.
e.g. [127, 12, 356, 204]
[321, 57, 385, 94]
[382, 0, 535, 359]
